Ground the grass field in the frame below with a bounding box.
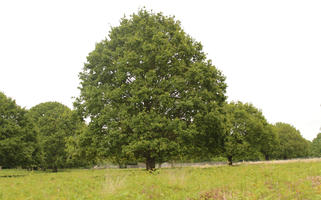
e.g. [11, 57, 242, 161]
[1, 161, 321, 200]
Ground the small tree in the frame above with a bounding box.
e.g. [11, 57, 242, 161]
[75, 9, 227, 170]
[224, 102, 277, 165]
[29, 102, 82, 171]
[274, 122, 310, 159]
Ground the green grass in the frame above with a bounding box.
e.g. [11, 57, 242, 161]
[1, 161, 321, 199]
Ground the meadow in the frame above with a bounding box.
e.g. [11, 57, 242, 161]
[1, 161, 321, 200]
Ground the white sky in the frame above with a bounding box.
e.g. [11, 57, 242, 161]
[0, 0, 320, 140]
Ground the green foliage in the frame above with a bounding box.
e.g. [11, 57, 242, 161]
[65, 123, 99, 167]
[223, 102, 278, 164]
[310, 133, 321, 157]
[274, 122, 310, 159]
[0, 92, 40, 168]
[311, 133, 321, 157]
[29, 102, 85, 171]
[75, 9, 227, 169]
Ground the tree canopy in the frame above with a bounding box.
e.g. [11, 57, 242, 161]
[273, 122, 310, 159]
[0, 92, 40, 168]
[311, 133, 321, 157]
[75, 9, 227, 170]
[223, 102, 278, 165]
[29, 102, 83, 171]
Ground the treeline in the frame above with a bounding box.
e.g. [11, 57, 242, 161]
[0, 10, 318, 170]
[0, 95, 89, 171]
[0, 93, 315, 170]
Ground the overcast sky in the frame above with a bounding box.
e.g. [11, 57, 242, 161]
[0, 0, 320, 140]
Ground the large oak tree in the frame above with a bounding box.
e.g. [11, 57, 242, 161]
[76, 10, 227, 170]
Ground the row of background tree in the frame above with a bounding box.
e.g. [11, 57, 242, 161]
[0, 10, 319, 170]
[0, 91, 318, 170]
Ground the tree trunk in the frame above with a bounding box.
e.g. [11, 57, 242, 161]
[52, 166, 58, 172]
[265, 154, 270, 161]
[146, 157, 156, 171]
[227, 156, 233, 166]
[118, 163, 127, 168]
